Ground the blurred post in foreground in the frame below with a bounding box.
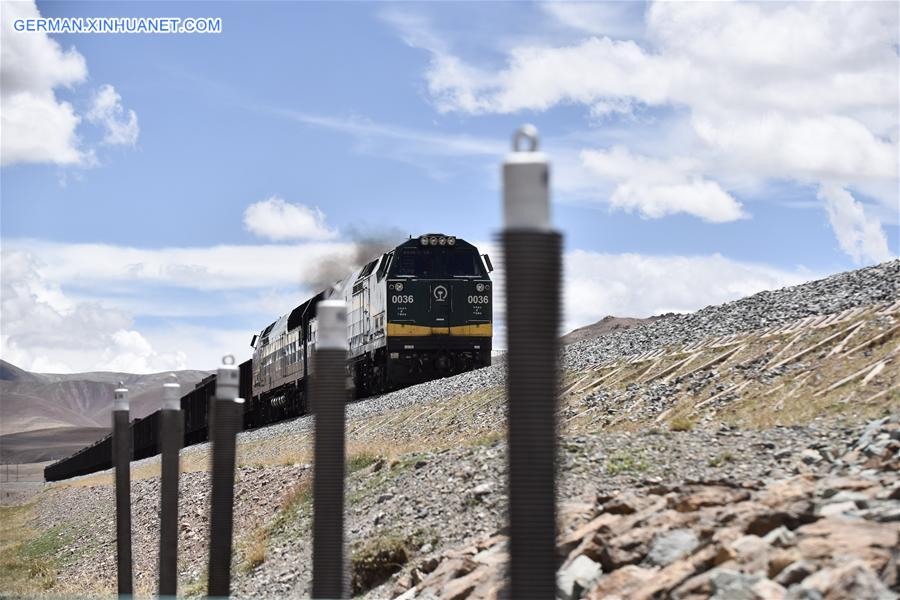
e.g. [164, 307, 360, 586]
[312, 299, 350, 599]
[158, 374, 182, 597]
[502, 125, 562, 599]
[113, 382, 133, 597]
[207, 356, 244, 598]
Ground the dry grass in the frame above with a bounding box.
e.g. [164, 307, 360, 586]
[720, 328, 899, 429]
[238, 527, 268, 574]
[669, 414, 696, 432]
[236, 474, 314, 573]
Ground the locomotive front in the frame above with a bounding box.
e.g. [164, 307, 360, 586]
[383, 233, 493, 387]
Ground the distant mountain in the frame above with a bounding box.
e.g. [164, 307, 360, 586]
[0, 360, 211, 462]
[0, 360, 42, 384]
[561, 315, 668, 346]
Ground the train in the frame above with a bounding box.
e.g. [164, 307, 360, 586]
[44, 234, 493, 481]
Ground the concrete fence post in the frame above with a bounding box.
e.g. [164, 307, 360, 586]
[207, 356, 244, 598]
[158, 374, 183, 597]
[502, 125, 562, 599]
[113, 382, 133, 597]
[311, 299, 350, 599]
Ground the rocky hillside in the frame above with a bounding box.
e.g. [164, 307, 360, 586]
[0, 260, 897, 599]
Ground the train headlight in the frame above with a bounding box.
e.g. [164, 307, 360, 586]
[476, 283, 485, 292]
[438, 236, 447, 246]
[394, 282, 404, 292]
[430, 236, 438, 245]
[420, 235, 429, 246]
[447, 236, 456, 245]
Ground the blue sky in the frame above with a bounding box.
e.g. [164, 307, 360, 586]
[2, 1, 897, 372]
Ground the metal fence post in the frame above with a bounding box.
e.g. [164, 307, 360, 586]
[502, 125, 561, 599]
[312, 299, 349, 599]
[207, 356, 244, 598]
[159, 374, 183, 597]
[113, 382, 133, 597]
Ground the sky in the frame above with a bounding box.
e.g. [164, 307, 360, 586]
[1, 1, 897, 373]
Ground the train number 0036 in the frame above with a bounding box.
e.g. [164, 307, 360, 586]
[468, 295, 490, 304]
[392, 294, 414, 304]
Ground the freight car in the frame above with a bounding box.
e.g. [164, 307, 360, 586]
[44, 234, 493, 481]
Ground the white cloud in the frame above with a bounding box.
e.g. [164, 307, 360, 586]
[0, 250, 186, 373]
[416, 3, 898, 130]
[243, 196, 339, 241]
[607, 181, 743, 223]
[581, 146, 745, 222]
[0, 1, 138, 166]
[140, 325, 256, 372]
[817, 184, 892, 264]
[0, 238, 359, 372]
[388, 2, 898, 260]
[4, 239, 355, 291]
[0, 0, 87, 165]
[691, 112, 897, 184]
[409, 31, 681, 115]
[86, 84, 139, 146]
[539, 2, 645, 40]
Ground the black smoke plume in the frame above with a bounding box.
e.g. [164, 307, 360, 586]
[307, 227, 406, 293]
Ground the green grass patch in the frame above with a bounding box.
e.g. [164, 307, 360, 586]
[605, 449, 649, 475]
[707, 451, 736, 467]
[20, 526, 70, 560]
[182, 572, 207, 598]
[347, 459, 410, 507]
[0, 504, 58, 594]
[348, 451, 381, 474]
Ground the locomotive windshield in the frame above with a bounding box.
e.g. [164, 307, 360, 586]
[392, 247, 484, 278]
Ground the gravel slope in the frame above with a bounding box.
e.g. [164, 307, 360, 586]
[4, 259, 898, 599]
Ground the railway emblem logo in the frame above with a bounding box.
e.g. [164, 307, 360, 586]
[433, 285, 448, 301]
